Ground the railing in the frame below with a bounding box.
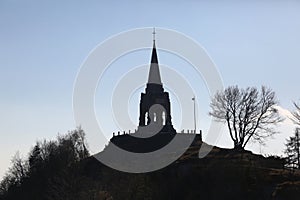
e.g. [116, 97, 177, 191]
[112, 129, 202, 137]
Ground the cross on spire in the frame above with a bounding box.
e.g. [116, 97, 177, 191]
[148, 27, 161, 85]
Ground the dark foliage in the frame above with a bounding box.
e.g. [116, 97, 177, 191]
[0, 127, 91, 200]
[1, 128, 300, 200]
[284, 128, 300, 170]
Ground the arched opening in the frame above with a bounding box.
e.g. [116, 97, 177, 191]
[145, 112, 148, 125]
[154, 112, 157, 122]
[162, 111, 166, 125]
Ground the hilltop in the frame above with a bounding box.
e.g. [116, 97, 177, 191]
[80, 136, 300, 200]
[1, 131, 299, 200]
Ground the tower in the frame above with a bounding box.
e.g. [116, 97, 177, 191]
[138, 37, 176, 134]
[109, 33, 202, 153]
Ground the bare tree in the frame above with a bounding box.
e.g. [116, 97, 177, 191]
[209, 85, 283, 150]
[292, 102, 300, 126]
[9, 152, 28, 184]
[0, 152, 28, 196]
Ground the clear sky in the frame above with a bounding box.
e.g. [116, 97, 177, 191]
[1, 0, 300, 178]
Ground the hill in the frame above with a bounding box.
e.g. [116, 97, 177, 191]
[80, 136, 300, 200]
[1, 131, 300, 200]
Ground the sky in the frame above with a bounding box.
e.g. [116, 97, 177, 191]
[1, 0, 300, 178]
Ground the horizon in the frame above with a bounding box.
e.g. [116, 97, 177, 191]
[1, 0, 300, 178]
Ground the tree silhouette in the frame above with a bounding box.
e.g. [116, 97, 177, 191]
[285, 128, 300, 170]
[292, 101, 300, 125]
[209, 85, 282, 150]
[0, 127, 91, 200]
[0, 152, 26, 198]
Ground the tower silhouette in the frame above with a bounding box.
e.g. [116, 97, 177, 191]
[138, 39, 176, 134]
[110, 35, 202, 153]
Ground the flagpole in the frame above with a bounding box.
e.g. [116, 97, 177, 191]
[192, 96, 196, 133]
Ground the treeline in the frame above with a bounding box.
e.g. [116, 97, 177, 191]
[0, 127, 100, 200]
[0, 126, 157, 199]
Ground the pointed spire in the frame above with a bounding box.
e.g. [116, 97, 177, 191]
[148, 29, 162, 85]
[151, 41, 158, 64]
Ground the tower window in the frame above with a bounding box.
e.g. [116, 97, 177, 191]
[162, 111, 166, 125]
[145, 112, 149, 125]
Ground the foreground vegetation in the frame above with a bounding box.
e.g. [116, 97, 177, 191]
[0, 127, 299, 200]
